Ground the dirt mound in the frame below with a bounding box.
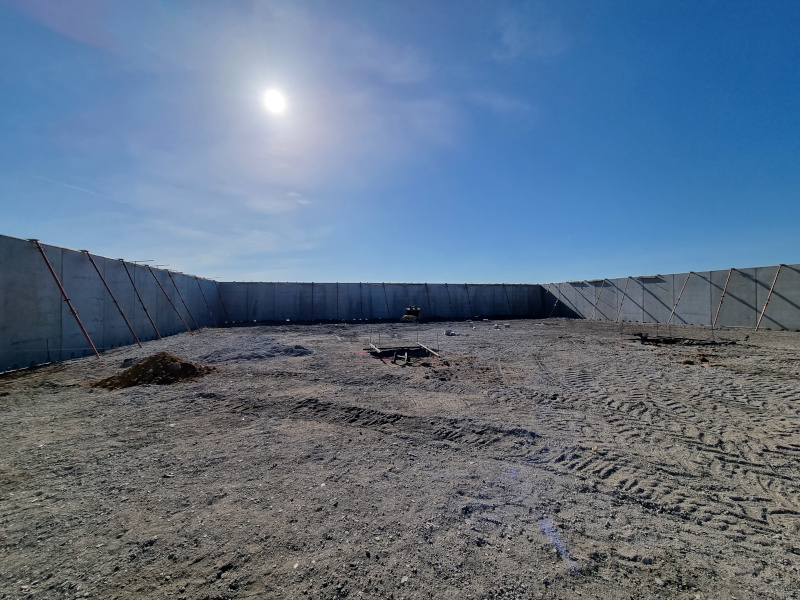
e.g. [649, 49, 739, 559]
[92, 352, 214, 389]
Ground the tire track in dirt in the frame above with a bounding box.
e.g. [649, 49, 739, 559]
[288, 398, 538, 458]
[514, 336, 800, 552]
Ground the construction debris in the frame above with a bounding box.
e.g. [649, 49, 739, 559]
[367, 341, 440, 364]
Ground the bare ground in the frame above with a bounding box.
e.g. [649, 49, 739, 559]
[1, 319, 799, 600]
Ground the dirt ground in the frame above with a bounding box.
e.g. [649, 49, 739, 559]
[1, 318, 799, 600]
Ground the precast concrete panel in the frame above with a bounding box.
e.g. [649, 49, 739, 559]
[151, 269, 185, 337]
[522, 284, 544, 317]
[192, 278, 216, 328]
[554, 283, 578, 318]
[385, 283, 427, 319]
[0, 236, 63, 369]
[607, 279, 628, 322]
[642, 276, 673, 324]
[506, 285, 527, 316]
[336, 283, 351, 320]
[383, 283, 399, 318]
[342, 283, 364, 320]
[363, 283, 385, 320]
[363, 283, 376, 320]
[582, 281, 601, 319]
[59, 247, 106, 357]
[181, 273, 207, 329]
[491, 285, 513, 317]
[542, 284, 560, 317]
[549, 283, 567, 318]
[168, 271, 195, 334]
[504, 285, 525, 316]
[709, 268, 758, 328]
[755, 266, 779, 329]
[758, 264, 800, 331]
[125, 263, 157, 341]
[98, 256, 138, 350]
[420, 284, 436, 317]
[171, 273, 201, 331]
[597, 279, 622, 322]
[609, 279, 627, 322]
[535, 285, 545, 316]
[568, 282, 595, 318]
[593, 280, 618, 321]
[355, 284, 371, 320]
[709, 269, 729, 327]
[571, 283, 590, 318]
[213, 282, 233, 323]
[497, 285, 515, 317]
[191, 277, 214, 328]
[497, 284, 515, 316]
[205, 279, 224, 325]
[447, 284, 472, 319]
[249, 283, 276, 322]
[426, 284, 453, 319]
[298, 283, 313, 320]
[673, 272, 712, 325]
[381, 284, 404, 318]
[469, 285, 507, 318]
[217, 282, 247, 323]
[150, 268, 174, 335]
[618, 279, 645, 322]
[274, 283, 302, 321]
[467, 285, 490, 317]
[709, 267, 761, 329]
[193, 278, 219, 327]
[311, 283, 338, 320]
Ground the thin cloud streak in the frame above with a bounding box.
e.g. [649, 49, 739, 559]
[34, 176, 134, 206]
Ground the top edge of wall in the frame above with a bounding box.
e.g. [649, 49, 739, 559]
[0, 233, 215, 281]
[222, 281, 538, 285]
[541, 263, 799, 286]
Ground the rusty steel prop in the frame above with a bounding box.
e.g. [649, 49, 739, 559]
[83, 251, 141, 348]
[32, 240, 100, 358]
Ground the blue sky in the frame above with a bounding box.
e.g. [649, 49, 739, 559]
[1, 0, 798, 283]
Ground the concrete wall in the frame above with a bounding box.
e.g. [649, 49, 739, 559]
[3, 232, 799, 372]
[213, 281, 542, 323]
[0, 235, 222, 372]
[0, 235, 543, 371]
[544, 264, 800, 331]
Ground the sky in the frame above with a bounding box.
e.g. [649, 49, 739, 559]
[1, 0, 798, 284]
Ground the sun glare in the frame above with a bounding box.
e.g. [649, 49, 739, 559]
[264, 89, 286, 114]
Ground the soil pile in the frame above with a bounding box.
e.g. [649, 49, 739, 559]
[92, 352, 213, 389]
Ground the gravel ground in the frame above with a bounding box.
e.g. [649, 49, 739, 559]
[1, 318, 799, 600]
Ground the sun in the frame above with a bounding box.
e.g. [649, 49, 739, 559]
[263, 89, 286, 114]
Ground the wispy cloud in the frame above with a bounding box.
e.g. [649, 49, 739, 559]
[493, 5, 570, 61]
[34, 175, 133, 206]
[7, 0, 116, 50]
[246, 191, 311, 214]
[8, 2, 465, 278]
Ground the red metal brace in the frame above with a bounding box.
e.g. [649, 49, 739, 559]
[32, 240, 100, 358]
[148, 266, 193, 335]
[82, 252, 142, 348]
